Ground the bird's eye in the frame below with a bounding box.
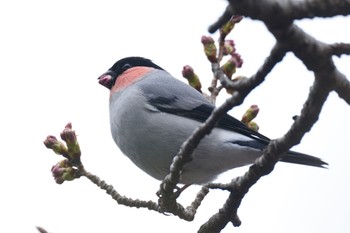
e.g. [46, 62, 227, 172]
[122, 64, 132, 71]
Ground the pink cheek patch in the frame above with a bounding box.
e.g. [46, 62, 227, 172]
[110, 67, 153, 97]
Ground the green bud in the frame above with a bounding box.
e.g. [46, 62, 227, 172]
[248, 121, 259, 131]
[241, 105, 259, 125]
[221, 57, 236, 79]
[44, 136, 69, 156]
[220, 16, 243, 39]
[201, 36, 217, 63]
[223, 40, 235, 56]
[51, 160, 77, 184]
[60, 123, 81, 163]
[182, 65, 202, 92]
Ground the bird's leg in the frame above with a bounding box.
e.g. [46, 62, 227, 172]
[173, 184, 192, 198]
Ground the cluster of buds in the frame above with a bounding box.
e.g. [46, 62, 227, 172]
[219, 16, 244, 80]
[218, 16, 245, 96]
[44, 123, 82, 184]
[51, 159, 79, 184]
[187, 16, 260, 128]
[241, 105, 260, 131]
[182, 65, 202, 93]
[201, 16, 244, 79]
[201, 16, 243, 64]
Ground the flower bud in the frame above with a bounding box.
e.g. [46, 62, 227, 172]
[220, 15, 243, 38]
[51, 160, 77, 184]
[201, 36, 217, 63]
[44, 136, 69, 156]
[248, 121, 259, 131]
[182, 65, 202, 92]
[60, 123, 81, 163]
[241, 105, 259, 125]
[231, 53, 243, 68]
[223, 40, 235, 56]
[221, 57, 237, 79]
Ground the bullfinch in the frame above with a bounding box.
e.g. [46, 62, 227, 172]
[98, 56, 327, 184]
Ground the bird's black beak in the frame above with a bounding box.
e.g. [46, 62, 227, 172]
[98, 70, 116, 89]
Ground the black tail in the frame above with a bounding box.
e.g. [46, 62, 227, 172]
[281, 151, 328, 168]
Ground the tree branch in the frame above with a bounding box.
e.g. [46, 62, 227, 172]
[330, 43, 350, 57]
[225, 0, 350, 28]
[282, 0, 350, 20]
[83, 170, 161, 211]
[333, 69, 350, 104]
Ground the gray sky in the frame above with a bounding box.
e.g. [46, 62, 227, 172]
[1, 0, 350, 232]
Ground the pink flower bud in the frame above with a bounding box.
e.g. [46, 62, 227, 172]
[223, 40, 236, 56]
[201, 36, 217, 63]
[231, 53, 243, 68]
[182, 65, 202, 93]
[60, 123, 76, 144]
[51, 160, 77, 184]
[182, 65, 194, 78]
[43, 136, 59, 149]
[60, 123, 81, 163]
[201, 35, 215, 45]
[44, 136, 69, 156]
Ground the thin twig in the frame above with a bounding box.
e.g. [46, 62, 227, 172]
[83, 169, 162, 212]
[330, 43, 350, 57]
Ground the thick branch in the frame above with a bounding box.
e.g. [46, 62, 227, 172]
[282, 0, 350, 20]
[225, 0, 350, 28]
[267, 23, 334, 71]
[247, 42, 289, 87]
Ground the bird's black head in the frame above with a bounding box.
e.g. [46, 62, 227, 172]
[98, 57, 164, 89]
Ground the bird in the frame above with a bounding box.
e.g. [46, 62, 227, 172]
[98, 56, 327, 185]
